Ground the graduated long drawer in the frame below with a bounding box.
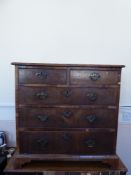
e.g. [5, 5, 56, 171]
[19, 130, 115, 155]
[18, 86, 119, 106]
[18, 107, 118, 128]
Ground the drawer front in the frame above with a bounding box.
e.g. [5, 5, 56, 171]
[19, 130, 115, 155]
[18, 68, 67, 84]
[19, 131, 77, 154]
[70, 70, 120, 85]
[19, 87, 119, 106]
[18, 107, 117, 128]
[78, 130, 115, 155]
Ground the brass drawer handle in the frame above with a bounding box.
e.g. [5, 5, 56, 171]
[89, 72, 100, 81]
[63, 133, 71, 142]
[85, 139, 95, 148]
[85, 115, 97, 123]
[35, 71, 48, 79]
[63, 90, 72, 97]
[36, 91, 48, 99]
[87, 92, 97, 101]
[63, 111, 72, 118]
[37, 115, 49, 122]
[37, 138, 48, 147]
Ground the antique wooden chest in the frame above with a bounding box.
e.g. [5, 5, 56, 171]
[11, 62, 126, 169]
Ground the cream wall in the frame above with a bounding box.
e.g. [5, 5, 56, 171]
[0, 0, 131, 174]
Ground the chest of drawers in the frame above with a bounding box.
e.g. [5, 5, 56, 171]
[12, 62, 125, 169]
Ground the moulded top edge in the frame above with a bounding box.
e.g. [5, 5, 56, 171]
[11, 62, 125, 68]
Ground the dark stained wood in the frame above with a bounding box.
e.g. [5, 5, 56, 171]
[18, 107, 118, 128]
[15, 66, 20, 153]
[11, 62, 125, 68]
[19, 130, 115, 155]
[70, 69, 121, 85]
[4, 154, 127, 174]
[18, 86, 119, 106]
[18, 68, 67, 84]
[11, 62, 127, 171]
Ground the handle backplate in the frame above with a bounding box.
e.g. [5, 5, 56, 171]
[37, 138, 48, 147]
[89, 72, 100, 81]
[37, 115, 49, 122]
[63, 111, 72, 118]
[85, 139, 95, 148]
[85, 115, 97, 123]
[35, 71, 48, 79]
[87, 92, 97, 101]
[36, 91, 48, 99]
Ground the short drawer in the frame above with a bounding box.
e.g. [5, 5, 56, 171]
[19, 86, 119, 106]
[18, 107, 117, 128]
[18, 68, 67, 84]
[70, 69, 121, 85]
[19, 130, 115, 155]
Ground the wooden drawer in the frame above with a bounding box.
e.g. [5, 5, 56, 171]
[70, 69, 120, 85]
[18, 107, 117, 128]
[19, 130, 115, 155]
[18, 68, 67, 84]
[19, 131, 77, 154]
[19, 86, 119, 106]
[78, 130, 115, 155]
